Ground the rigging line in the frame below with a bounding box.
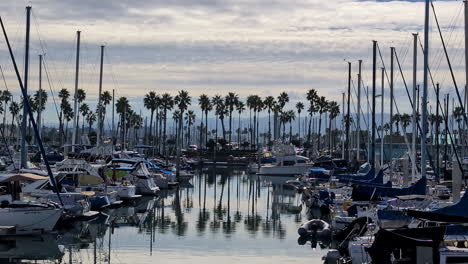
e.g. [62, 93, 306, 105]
[0, 64, 9, 90]
[379, 49, 416, 168]
[42, 57, 61, 119]
[31, 10, 73, 92]
[431, 0, 468, 129]
[418, 36, 467, 161]
[104, 47, 122, 92]
[431, 1, 462, 77]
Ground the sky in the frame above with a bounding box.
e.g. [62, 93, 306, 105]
[0, 0, 466, 125]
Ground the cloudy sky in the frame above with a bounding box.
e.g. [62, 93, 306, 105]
[0, 0, 465, 123]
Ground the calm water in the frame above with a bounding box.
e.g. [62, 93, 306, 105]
[2, 167, 328, 263]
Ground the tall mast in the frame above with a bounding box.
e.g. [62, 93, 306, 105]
[421, 0, 430, 178]
[389, 47, 394, 173]
[345, 62, 351, 161]
[436, 83, 440, 183]
[381, 67, 385, 166]
[464, 0, 468, 154]
[412, 33, 418, 180]
[357, 60, 362, 161]
[342, 92, 345, 159]
[21, 6, 31, 169]
[371, 40, 377, 170]
[71, 30, 81, 152]
[97, 45, 104, 147]
[37, 54, 43, 138]
[112, 89, 115, 144]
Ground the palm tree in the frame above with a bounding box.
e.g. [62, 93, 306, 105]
[392, 114, 401, 135]
[263, 96, 275, 146]
[9, 101, 19, 142]
[80, 103, 90, 132]
[328, 101, 340, 152]
[32, 89, 47, 128]
[1, 90, 11, 130]
[174, 90, 191, 147]
[75, 88, 85, 140]
[63, 103, 73, 142]
[287, 110, 296, 142]
[295, 102, 304, 142]
[254, 96, 263, 147]
[225, 92, 239, 146]
[211, 95, 223, 143]
[100, 91, 112, 138]
[280, 111, 288, 141]
[160, 93, 174, 157]
[86, 112, 96, 133]
[401, 113, 411, 133]
[144, 91, 158, 145]
[236, 100, 245, 147]
[246, 95, 256, 146]
[453, 106, 464, 142]
[306, 89, 318, 143]
[116, 97, 130, 147]
[198, 94, 211, 149]
[185, 110, 196, 145]
[217, 101, 228, 141]
[316, 96, 328, 152]
[58, 88, 70, 145]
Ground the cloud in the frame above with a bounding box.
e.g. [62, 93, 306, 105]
[0, 0, 464, 122]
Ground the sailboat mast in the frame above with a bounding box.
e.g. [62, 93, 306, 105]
[342, 92, 345, 159]
[345, 62, 351, 161]
[389, 47, 394, 173]
[381, 67, 385, 166]
[38, 54, 42, 138]
[371, 40, 377, 170]
[72, 30, 81, 152]
[20, 6, 31, 169]
[464, 0, 468, 155]
[97, 45, 104, 147]
[412, 33, 418, 180]
[421, 0, 430, 178]
[357, 60, 362, 161]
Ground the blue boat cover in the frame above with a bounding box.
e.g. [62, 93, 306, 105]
[352, 177, 426, 201]
[407, 190, 468, 222]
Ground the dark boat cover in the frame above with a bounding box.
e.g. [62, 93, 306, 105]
[407, 190, 468, 222]
[351, 177, 426, 201]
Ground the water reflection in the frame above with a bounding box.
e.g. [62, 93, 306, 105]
[4, 167, 325, 263]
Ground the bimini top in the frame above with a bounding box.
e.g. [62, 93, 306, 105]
[0, 173, 48, 183]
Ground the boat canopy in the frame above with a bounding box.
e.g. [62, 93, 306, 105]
[407, 190, 468, 222]
[0, 173, 48, 182]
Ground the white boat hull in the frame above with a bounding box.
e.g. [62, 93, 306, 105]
[0, 207, 63, 235]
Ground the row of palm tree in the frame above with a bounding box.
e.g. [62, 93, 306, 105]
[141, 89, 345, 152]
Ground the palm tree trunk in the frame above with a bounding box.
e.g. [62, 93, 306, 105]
[318, 114, 322, 153]
[221, 117, 226, 140]
[229, 111, 232, 146]
[149, 110, 154, 145]
[307, 113, 312, 143]
[289, 121, 292, 142]
[199, 112, 203, 150]
[238, 112, 241, 147]
[256, 111, 259, 148]
[205, 111, 208, 149]
[163, 109, 168, 161]
[268, 110, 271, 148]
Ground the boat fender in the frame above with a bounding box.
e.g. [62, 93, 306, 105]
[343, 201, 352, 211]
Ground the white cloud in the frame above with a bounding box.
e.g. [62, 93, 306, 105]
[0, 0, 464, 120]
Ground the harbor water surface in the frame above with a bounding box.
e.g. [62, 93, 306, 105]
[6, 167, 327, 263]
